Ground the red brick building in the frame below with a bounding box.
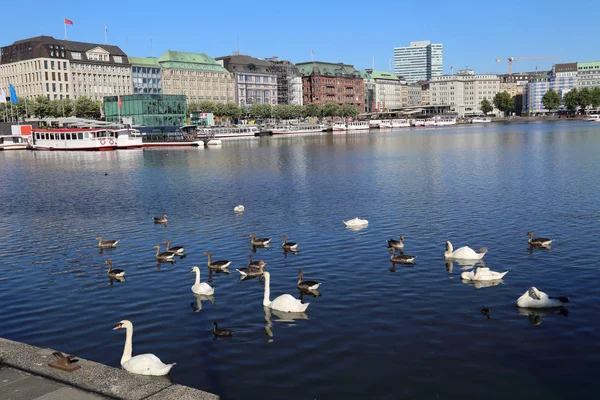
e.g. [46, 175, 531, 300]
[296, 61, 364, 112]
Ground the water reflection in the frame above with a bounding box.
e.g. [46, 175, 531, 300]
[445, 259, 486, 273]
[108, 276, 126, 285]
[517, 307, 568, 325]
[528, 244, 552, 254]
[461, 278, 504, 289]
[264, 306, 309, 341]
[190, 294, 216, 312]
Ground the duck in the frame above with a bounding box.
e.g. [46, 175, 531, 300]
[213, 321, 233, 337]
[236, 260, 266, 277]
[164, 239, 184, 256]
[461, 267, 508, 281]
[96, 236, 119, 248]
[444, 241, 487, 260]
[281, 235, 299, 251]
[297, 269, 320, 291]
[106, 260, 125, 278]
[113, 320, 175, 376]
[343, 217, 369, 228]
[481, 307, 491, 318]
[390, 248, 416, 263]
[527, 231, 552, 247]
[249, 233, 271, 246]
[153, 245, 175, 262]
[234, 205, 245, 213]
[516, 287, 569, 308]
[153, 214, 168, 224]
[262, 271, 309, 312]
[203, 251, 231, 271]
[387, 236, 405, 250]
[190, 266, 214, 295]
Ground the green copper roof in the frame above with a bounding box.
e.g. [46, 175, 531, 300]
[157, 50, 229, 73]
[359, 70, 399, 81]
[296, 61, 361, 78]
[577, 61, 600, 70]
[128, 57, 160, 67]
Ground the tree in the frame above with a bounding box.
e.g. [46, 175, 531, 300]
[75, 96, 101, 118]
[303, 103, 322, 118]
[198, 101, 216, 113]
[542, 88, 560, 112]
[323, 102, 341, 117]
[224, 103, 241, 120]
[493, 91, 514, 116]
[578, 87, 592, 113]
[563, 88, 579, 111]
[341, 104, 358, 117]
[248, 103, 271, 119]
[480, 98, 493, 115]
[591, 87, 600, 109]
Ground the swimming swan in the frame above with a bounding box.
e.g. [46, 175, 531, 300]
[190, 266, 214, 295]
[516, 287, 568, 308]
[262, 271, 309, 312]
[444, 241, 487, 260]
[461, 267, 508, 281]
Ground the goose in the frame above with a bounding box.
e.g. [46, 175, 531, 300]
[387, 236, 405, 250]
[113, 320, 175, 376]
[390, 248, 416, 264]
[96, 236, 119, 248]
[517, 287, 568, 308]
[153, 214, 168, 224]
[190, 266, 214, 295]
[106, 260, 125, 278]
[203, 251, 231, 271]
[153, 245, 175, 262]
[281, 235, 299, 251]
[249, 233, 271, 246]
[444, 241, 487, 260]
[236, 260, 266, 277]
[527, 231, 552, 247]
[234, 205, 245, 213]
[213, 321, 232, 337]
[461, 267, 508, 281]
[164, 239, 184, 256]
[262, 271, 309, 312]
[297, 269, 320, 291]
[248, 255, 265, 268]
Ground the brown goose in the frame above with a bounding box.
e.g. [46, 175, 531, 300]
[203, 251, 231, 271]
[153, 214, 168, 224]
[527, 231, 552, 247]
[96, 236, 120, 248]
[248, 255, 265, 268]
[106, 260, 125, 277]
[153, 245, 175, 261]
[236, 260, 266, 277]
[387, 236, 405, 250]
[390, 248, 416, 264]
[297, 269, 320, 291]
[250, 233, 272, 246]
[164, 239, 184, 255]
[282, 235, 299, 251]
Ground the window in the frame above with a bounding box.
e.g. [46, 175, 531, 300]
[72, 52, 81, 60]
[45, 72, 48, 80]
[46, 83, 49, 92]
[113, 56, 122, 63]
[52, 83, 56, 92]
[44, 60, 48, 69]
[64, 72, 68, 81]
[51, 61, 55, 70]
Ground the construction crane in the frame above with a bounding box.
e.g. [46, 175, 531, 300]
[495, 56, 563, 74]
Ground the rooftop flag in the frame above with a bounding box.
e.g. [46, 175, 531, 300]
[9, 83, 18, 103]
[64, 18, 73, 25]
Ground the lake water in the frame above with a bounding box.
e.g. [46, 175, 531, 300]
[1, 121, 599, 399]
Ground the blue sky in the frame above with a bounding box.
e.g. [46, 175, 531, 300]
[3, 0, 599, 74]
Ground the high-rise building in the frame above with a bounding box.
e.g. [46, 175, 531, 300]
[393, 41, 443, 83]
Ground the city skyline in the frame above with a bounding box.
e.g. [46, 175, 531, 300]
[2, 0, 598, 76]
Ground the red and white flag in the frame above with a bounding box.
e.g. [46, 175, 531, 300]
[64, 18, 73, 25]
[118, 95, 122, 109]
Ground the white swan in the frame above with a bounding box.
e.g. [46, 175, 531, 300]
[262, 271, 309, 312]
[517, 287, 568, 308]
[234, 205, 245, 213]
[113, 320, 175, 376]
[444, 241, 487, 260]
[343, 217, 368, 228]
[461, 267, 508, 281]
[190, 266, 214, 295]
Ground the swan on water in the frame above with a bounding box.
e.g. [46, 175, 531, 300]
[516, 287, 568, 308]
[153, 214, 168, 224]
[527, 231, 552, 247]
[190, 266, 214, 295]
[234, 205, 245, 213]
[461, 267, 508, 281]
[343, 217, 368, 228]
[444, 241, 487, 260]
[262, 271, 309, 312]
[113, 320, 175, 376]
[96, 236, 120, 248]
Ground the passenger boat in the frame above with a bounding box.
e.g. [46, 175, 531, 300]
[197, 125, 260, 139]
[434, 116, 457, 126]
[115, 128, 143, 149]
[346, 121, 370, 131]
[470, 116, 492, 123]
[332, 122, 347, 131]
[391, 119, 410, 128]
[369, 120, 382, 129]
[412, 119, 426, 127]
[270, 124, 326, 135]
[378, 120, 393, 129]
[424, 119, 437, 126]
[31, 128, 120, 151]
[586, 114, 600, 122]
[140, 126, 203, 147]
[0, 135, 30, 150]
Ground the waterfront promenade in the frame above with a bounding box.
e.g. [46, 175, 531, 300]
[0, 338, 218, 400]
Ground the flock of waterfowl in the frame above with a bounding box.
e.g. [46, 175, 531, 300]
[98, 211, 565, 376]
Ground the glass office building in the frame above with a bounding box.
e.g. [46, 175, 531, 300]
[394, 41, 443, 83]
[104, 94, 186, 126]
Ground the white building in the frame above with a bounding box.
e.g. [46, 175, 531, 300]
[429, 70, 501, 116]
[359, 69, 404, 111]
[393, 41, 443, 83]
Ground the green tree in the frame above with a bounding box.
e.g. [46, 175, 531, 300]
[493, 91, 514, 116]
[323, 102, 341, 117]
[578, 87, 592, 113]
[563, 88, 579, 111]
[248, 103, 272, 119]
[198, 101, 216, 113]
[291, 105, 304, 119]
[480, 98, 493, 115]
[75, 96, 101, 118]
[303, 103, 323, 118]
[224, 103, 241, 120]
[213, 102, 226, 118]
[541, 88, 560, 111]
[341, 104, 358, 117]
[591, 87, 600, 108]
[187, 102, 201, 113]
[62, 98, 75, 117]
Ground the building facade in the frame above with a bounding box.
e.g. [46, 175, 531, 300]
[0, 35, 131, 101]
[158, 50, 234, 104]
[359, 69, 404, 111]
[129, 57, 162, 95]
[393, 41, 443, 83]
[104, 94, 186, 126]
[523, 63, 577, 114]
[215, 54, 278, 107]
[296, 61, 364, 112]
[420, 82, 430, 106]
[576, 61, 600, 89]
[429, 70, 501, 116]
[267, 58, 303, 105]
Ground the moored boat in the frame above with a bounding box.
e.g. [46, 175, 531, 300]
[346, 121, 370, 131]
[140, 125, 203, 147]
[586, 114, 600, 122]
[270, 124, 326, 135]
[114, 128, 143, 149]
[470, 116, 492, 123]
[31, 128, 119, 151]
[197, 125, 260, 139]
[391, 119, 410, 128]
[0, 135, 30, 150]
[332, 122, 347, 132]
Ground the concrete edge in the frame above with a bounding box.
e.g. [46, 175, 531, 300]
[0, 337, 218, 400]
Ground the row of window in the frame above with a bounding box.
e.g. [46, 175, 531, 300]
[44, 72, 69, 82]
[45, 82, 69, 93]
[71, 63, 129, 73]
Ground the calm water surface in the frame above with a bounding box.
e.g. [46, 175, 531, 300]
[1, 121, 599, 399]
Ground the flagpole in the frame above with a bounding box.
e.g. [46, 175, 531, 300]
[64, 21, 67, 40]
[104, 25, 108, 45]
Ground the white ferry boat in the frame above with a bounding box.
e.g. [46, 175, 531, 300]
[470, 116, 492, 123]
[434, 116, 457, 126]
[114, 128, 143, 149]
[31, 128, 120, 151]
[424, 119, 437, 126]
[332, 122, 347, 131]
[586, 114, 600, 122]
[346, 121, 370, 131]
[369, 120, 382, 129]
[391, 119, 411, 128]
[271, 124, 326, 135]
[0, 135, 30, 150]
[141, 125, 203, 147]
[198, 125, 259, 139]
[412, 119, 426, 127]
[378, 120, 393, 129]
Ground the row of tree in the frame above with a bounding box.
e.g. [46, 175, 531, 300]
[189, 101, 360, 119]
[0, 96, 102, 121]
[480, 91, 515, 116]
[542, 87, 600, 112]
